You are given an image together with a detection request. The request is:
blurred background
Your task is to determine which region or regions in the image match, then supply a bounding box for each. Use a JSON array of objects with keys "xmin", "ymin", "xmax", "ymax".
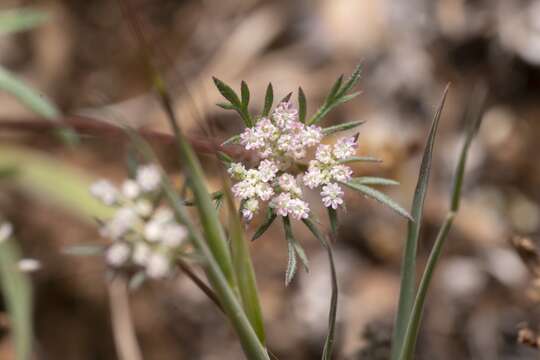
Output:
[{"xmin": 1, "ymin": 0, "xmax": 540, "ymax": 359}]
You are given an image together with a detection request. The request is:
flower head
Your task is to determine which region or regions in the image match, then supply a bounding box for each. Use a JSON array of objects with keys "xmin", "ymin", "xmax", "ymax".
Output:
[{"xmin": 321, "ymin": 183, "xmax": 344, "ymax": 209}]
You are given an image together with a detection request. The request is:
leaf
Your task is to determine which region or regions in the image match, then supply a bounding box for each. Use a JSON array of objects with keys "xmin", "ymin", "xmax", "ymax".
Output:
[
  {"xmin": 342, "ymin": 182, "xmax": 412, "ymax": 221},
  {"xmin": 397, "ymin": 85, "xmax": 485, "ymax": 360},
  {"xmin": 285, "ymin": 239, "xmax": 297, "ymax": 287},
  {"xmin": 338, "ymin": 64, "xmax": 362, "ymax": 97},
  {"xmin": 0, "ymin": 8, "xmax": 48, "ymax": 35},
  {"xmin": 390, "ymin": 85, "xmax": 449, "ymax": 360},
  {"xmin": 221, "ymin": 134, "xmax": 241, "ymax": 146},
  {"xmin": 0, "ymin": 237, "xmax": 33, "ymax": 360},
  {"xmin": 217, "ymin": 102, "xmax": 236, "ymax": 110},
  {"xmin": 281, "ymin": 92, "xmax": 293, "ymax": 104},
  {"xmin": 62, "ymin": 244, "xmax": 106, "ymax": 256},
  {"xmin": 349, "ymin": 177, "xmax": 399, "ymax": 186},
  {"xmin": 252, "ymin": 208, "xmax": 277, "ymax": 241},
  {"xmin": 302, "ymin": 218, "xmax": 338, "ymax": 360},
  {"xmin": 225, "ymin": 184, "xmax": 266, "ymax": 344},
  {"xmin": 327, "ymin": 75, "xmax": 343, "ymax": 101},
  {"xmin": 262, "ymin": 83, "xmax": 273, "ymax": 117},
  {"xmin": 241, "ymin": 81, "xmax": 250, "ymax": 109},
  {"xmin": 217, "ymin": 151, "xmax": 233, "ymax": 165},
  {"xmin": 213, "ymin": 77, "xmax": 241, "ymax": 107},
  {"xmin": 338, "ymin": 156, "xmax": 381, "ymax": 164},
  {"xmin": 298, "ymin": 87, "xmax": 307, "ymax": 123},
  {"xmin": 322, "ymin": 120, "xmax": 365, "ymax": 136},
  {"xmin": 327, "ymin": 207, "xmax": 338, "ymax": 238}
]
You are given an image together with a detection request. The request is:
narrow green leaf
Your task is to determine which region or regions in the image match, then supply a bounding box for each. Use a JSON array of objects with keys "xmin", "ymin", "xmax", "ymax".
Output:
[
  {"xmin": 221, "ymin": 134, "xmax": 241, "ymax": 146},
  {"xmin": 321, "ymin": 120, "xmax": 365, "ymax": 136},
  {"xmin": 298, "ymin": 87, "xmax": 307, "ymax": 123},
  {"xmin": 390, "ymin": 85, "xmax": 449, "ymax": 360},
  {"xmin": 217, "ymin": 102, "xmax": 237, "ymax": 110},
  {"xmin": 335, "ymin": 91, "xmax": 360, "ymax": 105},
  {"xmin": 342, "ymin": 182, "xmax": 412, "ymax": 221},
  {"xmin": 338, "ymin": 64, "xmax": 362, "ymax": 97},
  {"xmin": 241, "ymin": 81, "xmax": 250, "ymax": 109},
  {"xmin": 327, "ymin": 75, "xmax": 343, "ymax": 101},
  {"xmin": 338, "ymin": 156, "xmax": 381, "ymax": 164},
  {"xmin": 327, "ymin": 207, "xmax": 338, "ymax": 238},
  {"xmin": 0, "ymin": 8, "xmax": 48, "ymax": 35},
  {"xmin": 213, "ymin": 77, "xmax": 241, "ymax": 107},
  {"xmin": 0, "ymin": 237, "xmax": 33, "ymax": 360},
  {"xmin": 349, "ymin": 177, "xmax": 399, "ymax": 186},
  {"xmin": 225, "ymin": 185, "xmax": 266, "ymax": 343},
  {"xmin": 398, "ymin": 86, "xmax": 484, "ymax": 360},
  {"xmin": 252, "ymin": 208, "xmax": 277, "ymax": 241},
  {"xmin": 62, "ymin": 244, "xmax": 105, "ymax": 256},
  {"xmin": 302, "ymin": 218, "xmax": 338, "ymax": 360},
  {"xmin": 262, "ymin": 83, "xmax": 273, "ymax": 117},
  {"xmin": 218, "ymin": 151, "xmax": 233, "ymax": 165},
  {"xmin": 283, "ymin": 217, "xmax": 300, "ymax": 286}
]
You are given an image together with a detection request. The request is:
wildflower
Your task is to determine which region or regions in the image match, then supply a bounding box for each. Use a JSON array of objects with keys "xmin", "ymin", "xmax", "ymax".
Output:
[
  {"xmin": 321, "ymin": 183, "xmax": 344, "ymax": 209},
  {"xmin": 161, "ymin": 223, "xmax": 188, "ymax": 247},
  {"xmin": 133, "ymin": 243, "xmax": 151, "ymax": 265},
  {"xmin": 242, "ymin": 198, "xmax": 260, "ymax": 221},
  {"xmin": 136, "ymin": 164, "xmax": 161, "ymax": 192},
  {"xmin": 257, "ymin": 159, "xmax": 278, "ymax": 182},
  {"xmin": 228, "ymin": 162, "xmax": 247, "ymax": 180},
  {"xmin": 329, "ymin": 164, "xmax": 353, "ymax": 183},
  {"xmin": 18, "ymin": 258, "xmax": 41, "ymax": 272},
  {"xmin": 333, "ymin": 136, "xmax": 357, "ymax": 160},
  {"xmin": 0, "ymin": 222, "xmax": 13, "ymax": 243},
  {"xmin": 270, "ymin": 192, "xmax": 292, "ymax": 217},
  {"xmin": 146, "ymin": 252, "xmax": 171, "ymax": 278},
  {"xmin": 288, "ymin": 198, "xmax": 310, "ymax": 220},
  {"xmin": 90, "ymin": 180, "xmax": 118, "ymax": 205},
  {"xmin": 121, "ymin": 179, "xmax": 140, "ymax": 199},
  {"xmin": 106, "ymin": 242, "xmax": 131, "ymax": 266}
]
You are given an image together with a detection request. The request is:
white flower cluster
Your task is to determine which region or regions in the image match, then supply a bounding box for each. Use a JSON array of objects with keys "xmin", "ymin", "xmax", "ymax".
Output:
[
  {"xmin": 229, "ymin": 101, "xmax": 358, "ymax": 220},
  {"xmin": 90, "ymin": 164, "xmax": 188, "ymax": 278}
]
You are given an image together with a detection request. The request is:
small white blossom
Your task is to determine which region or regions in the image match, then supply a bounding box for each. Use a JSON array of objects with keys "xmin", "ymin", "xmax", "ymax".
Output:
[
  {"xmin": 256, "ymin": 118, "xmax": 279, "ymax": 140},
  {"xmin": 257, "ymin": 160, "xmax": 278, "ymax": 182},
  {"xmin": 315, "ymin": 144, "xmax": 334, "ymax": 164},
  {"xmin": 90, "ymin": 180, "xmax": 118, "ymax": 205},
  {"xmin": 134, "ymin": 199, "xmax": 153, "ymax": 217},
  {"xmin": 303, "ymin": 166, "xmax": 323, "ymax": 189},
  {"xmin": 106, "ymin": 242, "xmax": 131, "ymax": 266},
  {"xmin": 121, "ymin": 179, "xmax": 140, "ymax": 199},
  {"xmin": 161, "ymin": 223, "xmax": 188, "ymax": 247},
  {"xmin": 270, "ymin": 192, "xmax": 292, "ymax": 217},
  {"xmin": 242, "ymin": 198, "xmax": 260, "ymax": 221},
  {"xmin": 333, "ymin": 136, "xmax": 357, "ymax": 160},
  {"xmin": 228, "ymin": 162, "xmax": 247, "ymax": 180},
  {"xmin": 240, "ymin": 127, "xmax": 264, "ymax": 150},
  {"xmin": 144, "ymin": 219, "xmax": 164, "ymax": 242},
  {"xmin": 153, "ymin": 208, "xmax": 174, "ymax": 223},
  {"xmin": 146, "ymin": 253, "xmax": 170, "ymax": 278},
  {"xmin": 330, "ymin": 164, "xmax": 353, "ymax": 182},
  {"xmin": 0, "ymin": 222, "xmax": 13, "ymax": 243},
  {"xmin": 321, "ymin": 183, "xmax": 344, "ymax": 209},
  {"xmin": 302, "ymin": 126, "xmax": 323, "ymax": 147},
  {"xmin": 232, "ymin": 180, "xmax": 256, "ymax": 200},
  {"xmin": 103, "ymin": 207, "xmax": 138, "ymax": 240},
  {"xmin": 18, "ymin": 258, "xmax": 41, "ymax": 272},
  {"xmin": 288, "ymin": 198, "xmax": 310, "ymax": 220},
  {"xmin": 136, "ymin": 164, "xmax": 161, "ymax": 192},
  {"xmin": 255, "ymin": 182, "xmax": 274, "ymax": 201},
  {"xmin": 133, "ymin": 243, "xmax": 151, "ymax": 265}
]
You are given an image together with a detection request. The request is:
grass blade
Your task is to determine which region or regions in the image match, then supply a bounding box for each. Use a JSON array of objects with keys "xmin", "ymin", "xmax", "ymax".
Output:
[
  {"xmin": 224, "ymin": 183, "xmax": 266, "ymax": 344},
  {"xmin": 390, "ymin": 85, "xmax": 449, "ymax": 360},
  {"xmin": 397, "ymin": 87, "xmax": 484, "ymax": 360},
  {"xmin": 302, "ymin": 218, "xmax": 338, "ymax": 360},
  {"xmin": 0, "ymin": 237, "xmax": 33, "ymax": 360},
  {"xmin": 342, "ymin": 182, "xmax": 412, "ymax": 220}
]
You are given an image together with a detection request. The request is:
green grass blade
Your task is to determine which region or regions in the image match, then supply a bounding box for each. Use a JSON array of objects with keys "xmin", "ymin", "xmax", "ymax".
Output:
[
  {"xmin": 302, "ymin": 218, "xmax": 338, "ymax": 360},
  {"xmin": 321, "ymin": 120, "xmax": 365, "ymax": 136},
  {"xmin": 390, "ymin": 86, "xmax": 449, "ymax": 360},
  {"xmin": 0, "ymin": 237, "xmax": 33, "ymax": 360},
  {"xmin": 397, "ymin": 87, "xmax": 484, "ymax": 360},
  {"xmin": 349, "ymin": 177, "xmax": 399, "ymax": 186},
  {"xmin": 0, "ymin": 8, "xmax": 48, "ymax": 35},
  {"xmin": 224, "ymin": 185, "xmax": 266, "ymax": 344},
  {"xmin": 342, "ymin": 182, "xmax": 412, "ymax": 220}
]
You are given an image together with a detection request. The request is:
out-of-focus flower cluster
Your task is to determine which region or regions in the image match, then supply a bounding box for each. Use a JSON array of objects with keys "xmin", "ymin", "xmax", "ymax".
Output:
[
  {"xmin": 90, "ymin": 164, "xmax": 188, "ymax": 278},
  {"xmin": 229, "ymin": 101, "xmax": 358, "ymax": 221}
]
